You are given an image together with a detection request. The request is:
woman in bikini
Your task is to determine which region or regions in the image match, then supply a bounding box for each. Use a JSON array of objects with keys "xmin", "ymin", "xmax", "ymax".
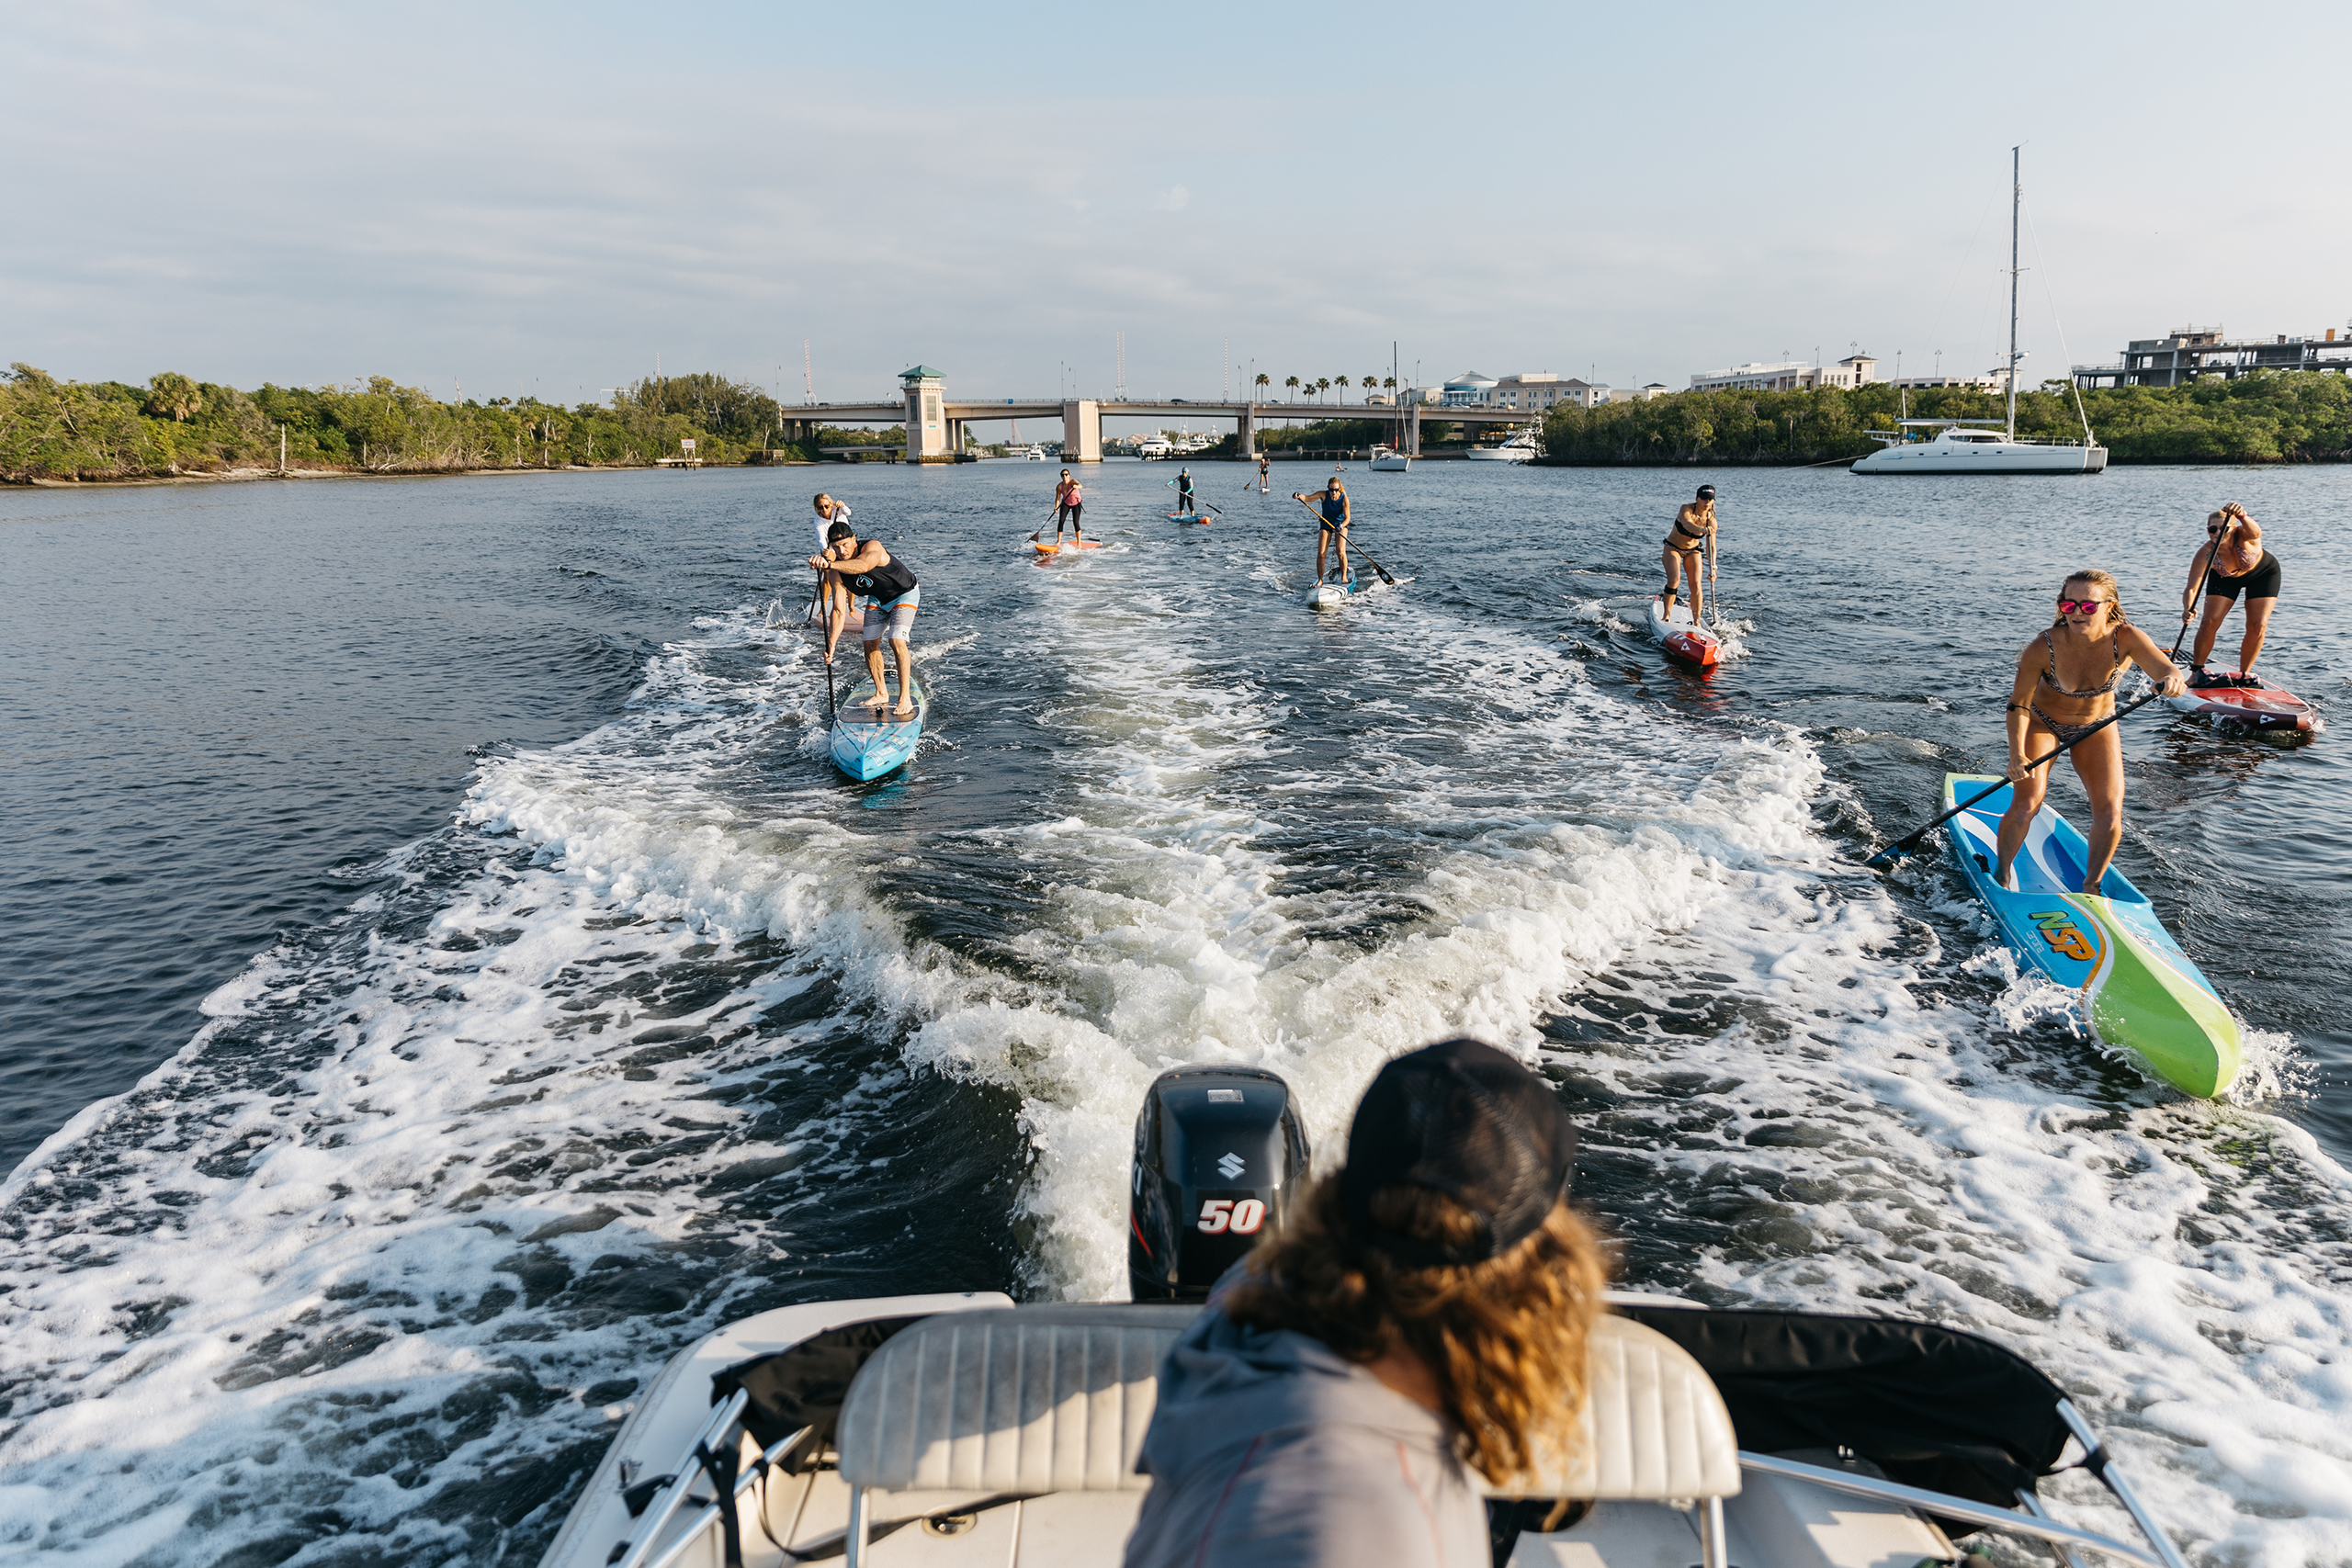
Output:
[
  {"xmin": 2180, "ymin": 501, "xmax": 2279, "ymax": 678},
  {"xmin": 1995, "ymin": 570, "xmax": 2188, "ymax": 894},
  {"xmin": 1661, "ymin": 484, "xmax": 1716, "ymax": 626}
]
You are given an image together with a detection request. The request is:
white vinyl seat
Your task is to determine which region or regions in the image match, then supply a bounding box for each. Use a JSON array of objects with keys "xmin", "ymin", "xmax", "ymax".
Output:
[
  {"xmin": 832, "ymin": 1305, "xmax": 1739, "ymax": 1566},
  {"xmin": 1481, "ymin": 1315, "xmax": 1742, "ymax": 1502},
  {"xmin": 837, "ymin": 1304, "xmax": 1195, "ymax": 1495}
]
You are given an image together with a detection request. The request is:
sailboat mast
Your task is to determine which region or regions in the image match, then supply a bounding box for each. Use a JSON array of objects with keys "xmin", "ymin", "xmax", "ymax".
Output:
[{"xmin": 2007, "ymin": 145, "xmax": 2020, "ymax": 442}]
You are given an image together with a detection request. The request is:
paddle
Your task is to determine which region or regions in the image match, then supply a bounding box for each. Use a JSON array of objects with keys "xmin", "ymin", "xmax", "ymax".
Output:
[
  {"xmin": 2168, "ymin": 509, "xmax": 2235, "ymax": 670},
  {"xmin": 1291, "ymin": 493, "xmax": 1396, "ymax": 586},
  {"xmin": 1866, "ymin": 686, "xmax": 2166, "ymax": 867}
]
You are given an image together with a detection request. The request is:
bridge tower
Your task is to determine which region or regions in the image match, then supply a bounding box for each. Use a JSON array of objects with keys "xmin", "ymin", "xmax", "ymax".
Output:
[{"xmin": 901, "ymin": 366, "xmax": 952, "ymax": 462}]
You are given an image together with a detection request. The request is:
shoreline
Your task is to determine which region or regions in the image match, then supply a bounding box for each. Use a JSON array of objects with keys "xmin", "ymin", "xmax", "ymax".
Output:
[{"xmin": 4, "ymin": 460, "xmax": 821, "ymax": 491}]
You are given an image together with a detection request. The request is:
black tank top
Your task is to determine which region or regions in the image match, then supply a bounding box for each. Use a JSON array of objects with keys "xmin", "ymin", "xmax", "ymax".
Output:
[{"xmin": 847, "ymin": 551, "xmax": 917, "ymax": 600}]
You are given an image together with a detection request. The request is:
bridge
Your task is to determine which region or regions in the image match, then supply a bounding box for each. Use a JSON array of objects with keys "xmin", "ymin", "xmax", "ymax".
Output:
[{"xmin": 775, "ymin": 367, "xmax": 1541, "ymax": 462}]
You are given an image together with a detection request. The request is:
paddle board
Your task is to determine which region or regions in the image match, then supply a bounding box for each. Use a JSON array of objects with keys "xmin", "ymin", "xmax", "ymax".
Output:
[
  {"xmin": 829, "ymin": 677, "xmax": 925, "ymax": 782},
  {"xmin": 1648, "ymin": 595, "xmax": 1722, "ymax": 667},
  {"xmin": 1030, "ymin": 539, "xmax": 1104, "ymax": 558},
  {"xmin": 1939, "ymin": 773, "xmax": 2241, "ymax": 1099},
  {"xmin": 2165, "ymin": 665, "xmax": 2323, "ymax": 734},
  {"xmin": 1164, "ymin": 511, "xmax": 1209, "ymax": 525},
  {"xmin": 1306, "ymin": 573, "xmax": 1409, "ymax": 610}
]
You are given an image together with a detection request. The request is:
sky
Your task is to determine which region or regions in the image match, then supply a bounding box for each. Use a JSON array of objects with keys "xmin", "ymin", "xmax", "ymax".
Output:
[{"xmin": 9, "ymin": 1, "xmax": 2350, "ymax": 422}]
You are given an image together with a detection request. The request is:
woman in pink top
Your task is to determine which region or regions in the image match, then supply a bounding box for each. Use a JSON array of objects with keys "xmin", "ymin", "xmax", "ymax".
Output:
[{"xmin": 1053, "ymin": 469, "xmax": 1085, "ymax": 544}]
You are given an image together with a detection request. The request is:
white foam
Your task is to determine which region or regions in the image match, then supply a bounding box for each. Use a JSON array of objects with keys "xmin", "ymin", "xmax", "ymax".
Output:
[{"xmin": 4, "ymin": 573, "xmax": 2346, "ymax": 1565}]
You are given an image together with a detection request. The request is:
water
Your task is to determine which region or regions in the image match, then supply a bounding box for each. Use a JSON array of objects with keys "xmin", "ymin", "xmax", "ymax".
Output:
[{"xmin": 2, "ymin": 461, "xmax": 2347, "ymax": 1566}]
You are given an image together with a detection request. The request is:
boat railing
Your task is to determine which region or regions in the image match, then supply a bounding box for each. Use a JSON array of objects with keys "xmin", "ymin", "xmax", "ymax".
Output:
[{"xmin": 1738, "ymin": 1399, "xmax": 2190, "ymax": 1568}]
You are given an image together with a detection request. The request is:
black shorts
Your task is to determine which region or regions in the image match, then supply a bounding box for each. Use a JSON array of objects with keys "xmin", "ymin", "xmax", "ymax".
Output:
[
  {"xmin": 1057, "ymin": 502, "xmax": 1081, "ymax": 524},
  {"xmin": 2207, "ymin": 550, "xmax": 2280, "ymax": 604}
]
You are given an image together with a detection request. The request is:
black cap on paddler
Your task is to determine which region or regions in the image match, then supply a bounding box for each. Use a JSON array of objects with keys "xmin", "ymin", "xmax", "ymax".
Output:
[
  {"xmin": 1338, "ymin": 1038, "xmax": 1577, "ymax": 1269},
  {"xmin": 1696, "ymin": 484, "xmax": 1716, "ymax": 501}
]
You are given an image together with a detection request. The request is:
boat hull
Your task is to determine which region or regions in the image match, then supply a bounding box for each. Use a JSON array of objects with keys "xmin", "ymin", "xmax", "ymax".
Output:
[
  {"xmin": 1852, "ymin": 442, "xmax": 2108, "ymax": 474},
  {"xmin": 1648, "ymin": 595, "xmax": 1721, "ymax": 667},
  {"xmin": 1939, "ymin": 773, "xmax": 2240, "ymax": 1099},
  {"xmin": 829, "ymin": 679, "xmax": 925, "ymax": 781}
]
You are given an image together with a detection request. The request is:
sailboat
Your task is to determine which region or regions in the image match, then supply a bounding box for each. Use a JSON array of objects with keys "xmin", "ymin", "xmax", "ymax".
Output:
[{"xmin": 1852, "ymin": 149, "xmax": 2107, "ymax": 476}]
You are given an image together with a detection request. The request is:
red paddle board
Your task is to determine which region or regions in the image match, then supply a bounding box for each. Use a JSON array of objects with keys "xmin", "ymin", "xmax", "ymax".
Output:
[
  {"xmin": 1649, "ymin": 595, "xmax": 1721, "ymax": 668},
  {"xmin": 2166, "ymin": 667, "xmax": 2324, "ymax": 734}
]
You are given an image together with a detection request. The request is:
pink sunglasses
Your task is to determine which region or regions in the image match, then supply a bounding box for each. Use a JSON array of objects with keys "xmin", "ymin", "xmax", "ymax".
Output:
[{"xmin": 2056, "ymin": 598, "xmax": 2109, "ymax": 615}]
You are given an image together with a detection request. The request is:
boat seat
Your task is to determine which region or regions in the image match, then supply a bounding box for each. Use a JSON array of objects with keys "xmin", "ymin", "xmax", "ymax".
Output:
[
  {"xmin": 1480, "ymin": 1315, "xmax": 1742, "ymax": 1502},
  {"xmin": 834, "ymin": 1305, "xmax": 1738, "ymax": 1505},
  {"xmin": 837, "ymin": 1304, "xmax": 1194, "ymax": 1494}
]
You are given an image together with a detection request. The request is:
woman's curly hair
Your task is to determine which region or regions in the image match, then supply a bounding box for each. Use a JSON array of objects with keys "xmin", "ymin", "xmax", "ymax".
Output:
[{"xmin": 1219, "ymin": 1171, "xmax": 1608, "ymax": 1486}]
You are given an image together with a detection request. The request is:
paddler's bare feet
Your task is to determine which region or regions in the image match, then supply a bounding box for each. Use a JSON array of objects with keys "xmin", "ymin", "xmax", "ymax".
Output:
[
  {"xmin": 893, "ymin": 703, "xmax": 914, "ymax": 718},
  {"xmin": 1994, "ymin": 861, "xmax": 2019, "ymax": 893}
]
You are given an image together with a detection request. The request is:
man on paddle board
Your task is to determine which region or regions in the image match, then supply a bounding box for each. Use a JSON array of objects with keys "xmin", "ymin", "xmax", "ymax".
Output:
[
  {"xmin": 1174, "ymin": 466, "xmax": 1196, "ymax": 515},
  {"xmin": 1660, "ymin": 485, "xmax": 1717, "ymax": 627},
  {"xmin": 1294, "ymin": 477, "xmax": 1351, "ymax": 584},
  {"xmin": 1257, "ymin": 455, "xmax": 1271, "ymax": 493},
  {"xmin": 2180, "ymin": 502, "xmax": 2279, "ymax": 679},
  {"xmin": 1995, "ymin": 570, "xmax": 2187, "ymax": 895},
  {"xmin": 810, "ymin": 520, "xmax": 922, "ymax": 718},
  {"xmin": 1053, "ymin": 469, "xmax": 1085, "ymax": 544}
]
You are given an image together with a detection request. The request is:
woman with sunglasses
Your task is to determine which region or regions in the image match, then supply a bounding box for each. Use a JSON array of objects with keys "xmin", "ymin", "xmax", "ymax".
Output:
[
  {"xmin": 2180, "ymin": 502, "xmax": 2278, "ymax": 679},
  {"xmin": 1994, "ymin": 570, "xmax": 2187, "ymax": 894},
  {"xmin": 1661, "ymin": 484, "xmax": 1717, "ymax": 626}
]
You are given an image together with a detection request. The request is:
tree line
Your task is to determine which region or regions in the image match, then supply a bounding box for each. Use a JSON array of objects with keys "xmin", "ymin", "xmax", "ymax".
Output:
[
  {"xmin": 1538, "ymin": 372, "xmax": 2352, "ymax": 466},
  {"xmin": 0, "ymin": 366, "xmax": 901, "ymax": 481}
]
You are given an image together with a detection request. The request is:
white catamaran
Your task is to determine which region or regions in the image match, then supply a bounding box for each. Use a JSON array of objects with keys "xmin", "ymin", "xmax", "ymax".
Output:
[{"xmin": 1853, "ymin": 148, "xmax": 2108, "ymax": 476}]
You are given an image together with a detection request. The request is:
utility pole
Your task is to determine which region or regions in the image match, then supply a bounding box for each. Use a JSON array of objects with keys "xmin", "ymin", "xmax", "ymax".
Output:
[{"xmin": 278, "ymin": 423, "xmax": 286, "ymax": 475}]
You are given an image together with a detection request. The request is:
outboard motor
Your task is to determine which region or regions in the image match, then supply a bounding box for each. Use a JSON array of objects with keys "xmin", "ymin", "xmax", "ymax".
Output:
[{"xmin": 1129, "ymin": 1066, "xmax": 1311, "ymax": 1303}]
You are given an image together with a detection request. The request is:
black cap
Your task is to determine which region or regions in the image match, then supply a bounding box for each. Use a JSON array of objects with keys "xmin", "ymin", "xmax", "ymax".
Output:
[
  {"xmin": 1338, "ymin": 1038, "xmax": 1577, "ymax": 1269},
  {"xmin": 1696, "ymin": 484, "xmax": 1716, "ymax": 501}
]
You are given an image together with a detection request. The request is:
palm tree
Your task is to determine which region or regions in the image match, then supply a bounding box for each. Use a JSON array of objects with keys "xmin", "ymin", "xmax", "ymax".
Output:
[
  {"xmin": 145, "ymin": 371, "xmax": 202, "ymax": 423},
  {"xmin": 1255, "ymin": 372, "xmax": 1271, "ymax": 400},
  {"xmin": 1316, "ymin": 378, "xmax": 1331, "ymax": 402},
  {"xmin": 1364, "ymin": 374, "xmax": 1380, "ymax": 402},
  {"xmin": 1383, "ymin": 376, "xmax": 1396, "ymax": 397},
  {"xmin": 1284, "ymin": 376, "xmax": 1300, "ymax": 401}
]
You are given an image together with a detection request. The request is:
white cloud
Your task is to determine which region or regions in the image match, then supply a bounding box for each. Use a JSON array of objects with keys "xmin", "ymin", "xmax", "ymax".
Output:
[{"xmin": 1154, "ymin": 186, "xmax": 1190, "ymax": 212}]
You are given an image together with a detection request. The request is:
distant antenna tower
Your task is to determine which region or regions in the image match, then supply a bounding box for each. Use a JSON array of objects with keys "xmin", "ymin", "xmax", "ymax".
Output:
[
  {"xmin": 1223, "ymin": 338, "xmax": 1229, "ymax": 400},
  {"xmin": 803, "ymin": 340, "xmax": 814, "ymax": 403},
  {"xmin": 1115, "ymin": 333, "xmax": 1126, "ymax": 401}
]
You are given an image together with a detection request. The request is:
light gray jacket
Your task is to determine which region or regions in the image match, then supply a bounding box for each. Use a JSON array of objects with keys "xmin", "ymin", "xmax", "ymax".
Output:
[{"xmin": 1122, "ymin": 1303, "xmax": 1488, "ymax": 1568}]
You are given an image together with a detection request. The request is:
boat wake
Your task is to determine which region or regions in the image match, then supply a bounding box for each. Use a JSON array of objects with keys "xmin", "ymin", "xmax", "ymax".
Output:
[{"xmin": 1, "ymin": 556, "xmax": 2347, "ymax": 1565}]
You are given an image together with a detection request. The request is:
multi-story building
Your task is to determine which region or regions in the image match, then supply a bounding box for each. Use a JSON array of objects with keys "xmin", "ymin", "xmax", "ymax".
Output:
[
  {"xmin": 1689, "ymin": 354, "xmax": 1877, "ymax": 393},
  {"xmin": 1891, "ymin": 369, "xmax": 2008, "ymax": 393},
  {"xmin": 2073, "ymin": 326, "xmax": 2352, "ymax": 389}
]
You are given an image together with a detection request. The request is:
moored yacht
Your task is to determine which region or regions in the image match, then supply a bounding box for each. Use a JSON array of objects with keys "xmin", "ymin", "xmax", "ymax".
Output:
[
  {"xmin": 1368, "ymin": 443, "xmax": 1410, "ymax": 471},
  {"xmin": 1464, "ymin": 425, "xmax": 1540, "ymax": 463},
  {"xmin": 1852, "ymin": 419, "xmax": 2109, "ymax": 474},
  {"xmin": 1855, "ymin": 147, "xmax": 2107, "ymax": 477}
]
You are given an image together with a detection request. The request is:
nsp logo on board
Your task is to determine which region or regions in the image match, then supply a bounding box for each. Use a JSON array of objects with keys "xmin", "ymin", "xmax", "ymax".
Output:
[{"xmin": 1216, "ymin": 1151, "xmax": 1245, "ymax": 1179}]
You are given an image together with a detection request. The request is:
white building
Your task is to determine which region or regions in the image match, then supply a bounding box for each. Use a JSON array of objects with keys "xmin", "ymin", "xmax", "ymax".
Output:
[
  {"xmin": 1689, "ymin": 354, "xmax": 1878, "ymax": 392},
  {"xmin": 1890, "ymin": 369, "xmax": 2009, "ymax": 393},
  {"xmin": 1440, "ymin": 370, "xmax": 1499, "ymax": 406}
]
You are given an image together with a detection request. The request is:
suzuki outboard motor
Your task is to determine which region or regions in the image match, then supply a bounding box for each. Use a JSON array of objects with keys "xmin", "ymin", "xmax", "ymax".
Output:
[{"xmin": 1129, "ymin": 1066, "xmax": 1311, "ymax": 1303}]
